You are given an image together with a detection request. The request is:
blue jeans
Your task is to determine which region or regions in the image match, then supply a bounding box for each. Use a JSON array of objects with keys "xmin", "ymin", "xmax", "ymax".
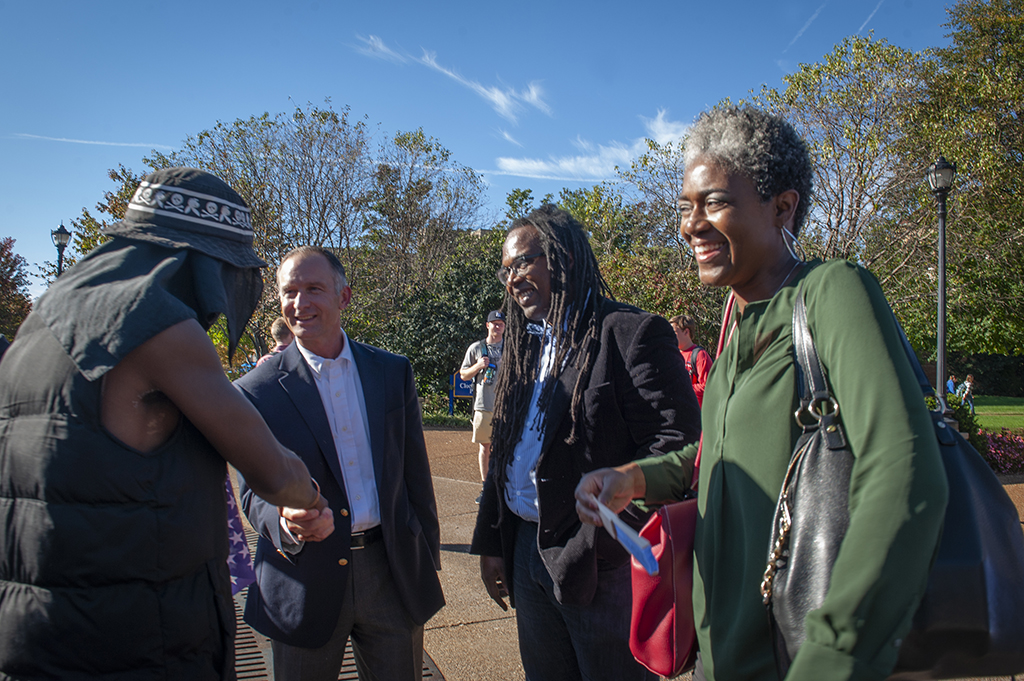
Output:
[{"xmin": 512, "ymin": 520, "xmax": 654, "ymax": 681}]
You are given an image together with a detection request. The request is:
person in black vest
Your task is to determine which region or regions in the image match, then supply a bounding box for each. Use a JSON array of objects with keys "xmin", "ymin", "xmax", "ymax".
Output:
[{"xmin": 0, "ymin": 168, "xmax": 328, "ymax": 680}]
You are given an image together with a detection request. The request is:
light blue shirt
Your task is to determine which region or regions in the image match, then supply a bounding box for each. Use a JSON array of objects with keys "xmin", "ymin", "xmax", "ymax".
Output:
[{"xmin": 504, "ymin": 322, "xmax": 558, "ymax": 523}]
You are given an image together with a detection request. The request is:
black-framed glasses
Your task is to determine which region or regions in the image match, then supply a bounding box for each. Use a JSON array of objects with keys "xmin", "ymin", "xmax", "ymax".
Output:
[{"xmin": 497, "ymin": 252, "xmax": 544, "ymax": 286}]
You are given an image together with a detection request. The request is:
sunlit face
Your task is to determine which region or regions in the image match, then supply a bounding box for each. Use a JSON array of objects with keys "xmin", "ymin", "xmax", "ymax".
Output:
[
  {"xmin": 678, "ymin": 156, "xmax": 785, "ymax": 300},
  {"xmin": 278, "ymin": 252, "xmax": 351, "ymax": 359},
  {"xmin": 486, "ymin": 319, "xmax": 506, "ymax": 339},
  {"xmin": 502, "ymin": 226, "xmax": 551, "ymax": 322}
]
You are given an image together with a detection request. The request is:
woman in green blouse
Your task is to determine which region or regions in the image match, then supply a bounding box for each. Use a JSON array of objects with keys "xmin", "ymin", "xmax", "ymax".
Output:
[{"xmin": 576, "ymin": 106, "xmax": 947, "ymax": 681}]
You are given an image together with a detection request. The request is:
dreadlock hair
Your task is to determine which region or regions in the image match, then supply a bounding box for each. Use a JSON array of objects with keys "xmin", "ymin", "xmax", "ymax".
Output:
[{"xmin": 490, "ymin": 204, "xmax": 612, "ymax": 492}]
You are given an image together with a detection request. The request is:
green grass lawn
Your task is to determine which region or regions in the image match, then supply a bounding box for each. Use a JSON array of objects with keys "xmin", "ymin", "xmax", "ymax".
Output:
[
  {"xmin": 972, "ymin": 395, "xmax": 1024, "ymax": 432},
  {"xmin": 423, "ymin": 394, "xmax": 1024, "ymax": 432}
]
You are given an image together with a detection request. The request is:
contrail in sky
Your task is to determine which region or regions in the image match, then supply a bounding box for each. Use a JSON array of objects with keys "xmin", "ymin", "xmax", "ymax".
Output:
[
  {"xmin": 15, "ymin": 133, "xmax": 173, "ymax": 149},
  {"xmin": 785, "ymin": 3, "xmax": 828, "ymax": 53},
  {"xmin": 858, "ymin": 0, "xmax": 886, "ymax": 33}
]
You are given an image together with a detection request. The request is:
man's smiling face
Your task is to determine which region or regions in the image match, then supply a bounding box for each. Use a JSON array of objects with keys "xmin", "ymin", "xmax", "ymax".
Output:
[
  {"xmin": 278, "ymin": 252, "xmax": 350, "ymax": 358},
  {"xmin": 502, "ymin": 226, "xmax": 551, "ymax": 322}
]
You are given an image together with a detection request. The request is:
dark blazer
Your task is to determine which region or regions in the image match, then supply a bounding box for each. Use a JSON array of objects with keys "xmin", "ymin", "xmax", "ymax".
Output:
[
  {"xmin": 236, "ymin": 339, "xmax": 444, "ymax": 648},
  {"xmin": 470, "ymin": 299, "xmax": 701, "ymax": 606}
]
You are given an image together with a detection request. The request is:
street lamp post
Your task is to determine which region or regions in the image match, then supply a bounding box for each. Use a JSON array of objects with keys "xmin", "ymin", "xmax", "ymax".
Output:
[
  {"xmin": 926, "ymin": 156, "xmax": 956, "ymax": 412},
  {"xmin": 51, "ymin": 223, "xmax": 72, "ymax": 276}
]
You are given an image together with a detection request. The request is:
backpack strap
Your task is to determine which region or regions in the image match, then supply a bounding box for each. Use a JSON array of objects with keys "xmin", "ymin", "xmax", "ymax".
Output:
[{"xmin": 685, "ymin": 346, "xmax": 705, "ymax": 375}]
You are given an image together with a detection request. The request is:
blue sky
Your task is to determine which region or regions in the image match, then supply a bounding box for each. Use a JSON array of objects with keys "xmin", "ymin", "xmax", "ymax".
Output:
[{"xmin": 2, "ymin": 0, "xmax": 953, "ymax": 296}]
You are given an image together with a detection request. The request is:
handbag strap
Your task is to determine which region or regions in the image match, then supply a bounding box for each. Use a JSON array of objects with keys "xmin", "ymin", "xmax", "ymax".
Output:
[
  {"xmin": 890, "ymin": 312, "xmax": 955, "ymax": 443},
  {"xmin": 791, "ymin": 283, "xmax": 847, "ymax": 450},
  {"xmin": 792, "ymin": 288, "xmax": 830, "ymax": 410}
]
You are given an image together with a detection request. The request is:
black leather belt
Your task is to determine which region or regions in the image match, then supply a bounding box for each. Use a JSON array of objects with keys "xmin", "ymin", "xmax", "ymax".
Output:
[{"xmin": 350, "ymin": 525, "xmax": 382, "ymax": 550}]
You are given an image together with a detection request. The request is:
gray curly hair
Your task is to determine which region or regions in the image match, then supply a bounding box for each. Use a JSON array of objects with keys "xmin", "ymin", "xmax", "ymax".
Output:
[{"xmin": 683, "ymin": 106, "xmax": 813, "ymax": 235}]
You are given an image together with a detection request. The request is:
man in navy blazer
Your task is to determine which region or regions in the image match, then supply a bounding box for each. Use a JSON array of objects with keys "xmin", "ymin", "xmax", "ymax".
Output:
[{"xmin": 237, "ymin": 246, "xmax": 444, "ymax": 681}]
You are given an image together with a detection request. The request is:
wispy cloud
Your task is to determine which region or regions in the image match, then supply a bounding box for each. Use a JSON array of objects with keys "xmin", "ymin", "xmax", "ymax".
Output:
[
  {"xmin": 354, "ymin": 34, "xmax": 407, "ymax": 63},
  {"xmin": 490, "ymin": 109, "xmax": 688, "ymax": 181},
  {"xmin": 352, "ymin": 35, "xmax": 550, "ymax": 123},
  {"xmin": 641, "ymin": 109, "xmax": 689, "ymax": 145},
  {"xmin": 417, "ymin": 50, "xmax": 549, "ymax": 123},
  {"xmin": 492, "ymin": 146, "xmax": 630, "ymax": 182},
  {"xmin": 15, "ymin": 133, "xmax": 174, "ymax": 149},
  {"xmin": 499, "ymin": 130, "xmax": 523, "ymax": 147},
  {"xmin": 784, "ymin": 3, "xmax": 827, "ymax": 53},
  {"xmin": 858, "ymin": 0, "xmax": 886, "ymax": 33}
]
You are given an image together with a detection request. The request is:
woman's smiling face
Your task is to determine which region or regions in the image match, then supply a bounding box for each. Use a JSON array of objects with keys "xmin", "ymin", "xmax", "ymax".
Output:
[{"xmin": 679, "ymin": 156, "xmax": 790, "ymax": 303}]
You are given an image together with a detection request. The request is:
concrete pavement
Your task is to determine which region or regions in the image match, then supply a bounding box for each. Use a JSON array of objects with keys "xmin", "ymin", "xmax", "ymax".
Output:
[
  {"xmin": 420, "ymin": 429, "xmax": 1024, "ymax": 681},
  {"xmin": 233, "ymin": 429, "xmax": 1024, "ymax": 681},
  {"xmin": 422, "ymin": 428, "xmax": 525, "ymax": 681}
]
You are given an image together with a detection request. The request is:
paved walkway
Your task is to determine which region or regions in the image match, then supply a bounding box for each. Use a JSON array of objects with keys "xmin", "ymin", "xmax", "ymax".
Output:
[
  {"xmin": 235, "ymin": 429, "xmax": 1024, "ymax": 681},
  {"xmin": 422, "ymin": 428, "xmax": 524, "ymax": 681},
  {"xmin": 420, "ymin": 428, "xmax": 1024, "ymax": 681}
]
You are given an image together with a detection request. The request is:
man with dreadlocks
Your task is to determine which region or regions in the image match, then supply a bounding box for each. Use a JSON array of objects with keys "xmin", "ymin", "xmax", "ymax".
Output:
[{"xmin": 470, "ymin": 205, "xmax": 701, "ymax": 680}]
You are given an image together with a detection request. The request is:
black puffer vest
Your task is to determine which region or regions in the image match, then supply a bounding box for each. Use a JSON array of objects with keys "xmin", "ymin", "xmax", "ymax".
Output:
[{"xmin": 0, "ymin": 313, "xmax": 234, "ymax": 680}]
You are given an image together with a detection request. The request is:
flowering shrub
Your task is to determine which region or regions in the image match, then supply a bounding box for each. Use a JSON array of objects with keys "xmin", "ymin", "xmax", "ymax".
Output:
[{"xmin": 982, "ymin": 429, "xmax": 1024, "ymax": 475}]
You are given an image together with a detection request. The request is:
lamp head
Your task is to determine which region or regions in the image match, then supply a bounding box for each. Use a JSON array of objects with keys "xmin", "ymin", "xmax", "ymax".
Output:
[
  {"xmin": 51, "ymin": 223, "xmax": 72, "ymax": 248},
  {"xmin": 926, "ymin": 156, "xmax": 957, "ymax": 194}
]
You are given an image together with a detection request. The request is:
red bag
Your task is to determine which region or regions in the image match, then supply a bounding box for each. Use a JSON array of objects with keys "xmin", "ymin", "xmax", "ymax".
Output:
[
  {"xmin": 629, "ymin": 292, "xmax": 727, "ymax": 676},
  {"xmin": 629, "ymin": 498, "xmax": 699, "ymax": 677}
]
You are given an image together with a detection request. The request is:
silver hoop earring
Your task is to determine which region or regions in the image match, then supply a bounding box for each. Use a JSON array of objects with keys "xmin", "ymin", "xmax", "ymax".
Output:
[{"xmin": 781, "ymin": 225, "xmax": 805, "ymax": 262}]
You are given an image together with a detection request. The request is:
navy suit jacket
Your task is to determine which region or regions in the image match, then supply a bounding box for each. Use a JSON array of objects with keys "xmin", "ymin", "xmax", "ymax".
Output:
[{"xmin": 236, "ymin": 339, "xmax": 444, "ymax": 648}]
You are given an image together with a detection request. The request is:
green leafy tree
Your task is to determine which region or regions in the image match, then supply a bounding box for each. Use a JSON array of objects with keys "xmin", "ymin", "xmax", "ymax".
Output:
[
  {"xmin": 598, "ymin": 247, "xmax": 725, "ymax": 344},
  {"xmin": 0, "ymin": 237, "xmax": 32, "ymax": 338},
  {"xmin": 558, "ymin": 182, "xmax": 724, "ymax": 340},
  {"xmin": 756, "ymin": 35, "xmax": 926, "ymax": 262},
  {"xmin": 900, "ymin": 0, "xmax": 1024, "ymax": 356},
  {"xmin": 146, "ymin": 100, "xmax": 378, "ymax": 355},
  {"xmin": 504, "ymin": 188, "xmax": 537, "ymax": 223},
  {"xmin": 490, "ymin": 187, "xmax": 553, "ymax": 234},
  {"xmin": 356, "ymin": 128, "xmax": 486, "ymax": 339},
  {"xmin": 558, "ymin": 184, "xmax": 634, "ymax": 257},
  {"xmin": 616, "ymin": 138, "xmax": 690, "ymax": 264},
  {"xmin": 369, "ymin": 229, "xmax": 506, "ymax": 396},
  {"xmin": 65, "ymin": 104, "xmax": 489, "ymax": 385}
]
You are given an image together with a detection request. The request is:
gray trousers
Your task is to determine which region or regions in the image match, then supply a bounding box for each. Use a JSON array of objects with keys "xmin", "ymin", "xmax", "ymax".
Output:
[{"xmin": 270, "ymin": 540, "xmax": 424, "ymax": 681}]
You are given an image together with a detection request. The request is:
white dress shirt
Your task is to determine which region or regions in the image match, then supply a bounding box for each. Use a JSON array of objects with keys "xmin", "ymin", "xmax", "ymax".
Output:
[{"xmin": 296, "ymin": 330, "xmax": 381, "ymax": 532}]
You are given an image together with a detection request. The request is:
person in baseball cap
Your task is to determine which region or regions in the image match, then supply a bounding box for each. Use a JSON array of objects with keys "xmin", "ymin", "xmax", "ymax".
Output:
[
  {"xmin": 460, "ymin": 309, "xmax": 506, "ymax": 501},
  {"xmin": 0, "ymin": 167, "xmax": 330, "ymax": 680}
]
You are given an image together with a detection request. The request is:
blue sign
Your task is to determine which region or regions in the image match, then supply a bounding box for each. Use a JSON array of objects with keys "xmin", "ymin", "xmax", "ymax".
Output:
[
  {"xmin": 453, "ymin": 373, "xmax": 474, "ymax": 398},
  {"xmin": 448, "ymin": 372, "xmax": 476, "ymax": 415}
]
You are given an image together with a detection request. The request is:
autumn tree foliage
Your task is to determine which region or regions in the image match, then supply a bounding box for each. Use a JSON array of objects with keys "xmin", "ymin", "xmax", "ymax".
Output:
[
  {"xmin": 0, "ymin": 237, "xmax": 32, "ymax": 339},
  {"xmin": 68, "ymin": 2, "xmax": 1024, "ymax": 392}
]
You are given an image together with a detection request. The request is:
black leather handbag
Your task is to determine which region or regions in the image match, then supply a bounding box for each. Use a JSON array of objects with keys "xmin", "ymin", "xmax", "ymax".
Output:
[
  {"xmin": 762, "ymin": 284, "xmax": 1024, "ymax": 680},
  {"xmin": 760, "ymin": 287, "xmax": 855, "ymax": 676}
]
